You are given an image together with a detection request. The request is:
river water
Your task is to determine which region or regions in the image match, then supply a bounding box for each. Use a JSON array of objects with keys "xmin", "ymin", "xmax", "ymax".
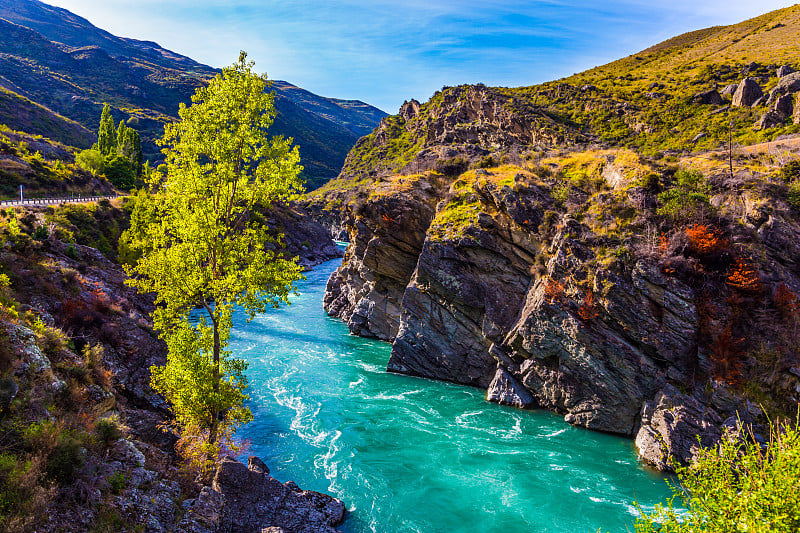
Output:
[{"xmin": 231, "ymin": 257, "xmax": 673, "ymax": 533}]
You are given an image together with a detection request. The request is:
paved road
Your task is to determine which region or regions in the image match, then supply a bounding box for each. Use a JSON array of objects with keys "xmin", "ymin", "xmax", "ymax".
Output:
[{"xmin": 0, "ymin": 195, "xmax": 119, "ymax": 208}]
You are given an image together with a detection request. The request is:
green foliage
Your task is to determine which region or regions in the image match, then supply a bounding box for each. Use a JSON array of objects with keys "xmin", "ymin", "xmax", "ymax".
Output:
[
  {"xmin": 45, "ymin": 431, "xmax": 83, "ymax": 484},
  {"xmin": 788, "ymin": 181, "xmax": 800, "ymax": 211},
  {"xmin": 636, "ymin": 419, "xmax": 800, "ymax": 533},
  {"xmin": 123, "ymin": 52, "xmax": 304, "ymax": 460},
  {"xmin": 102, "ymin": 156, "xmax": 137, "ymax": 190},
  {"xmin": 780, "ymin": 160, "xmax": 800, "ymax": 183},
  {"xmin": 107, "ymin": 471, "xmax": 126, "ymax": 495},
  {"xmin": 75, "ymin": 148, "xmax": 104, "ymax": 174},
  {"xmin": 657, "ymin": 170, "xmax": 712, "ymax": 222},
  {"xmin": 96, "ymin": 103, "xmax": 116, "ymax": 157}
]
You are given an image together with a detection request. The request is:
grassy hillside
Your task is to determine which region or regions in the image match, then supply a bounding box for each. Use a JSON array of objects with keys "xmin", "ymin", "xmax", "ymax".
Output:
[
  {"xmin": 0, "ymin": 87, "xmax": 94, "ymax": 148},
  {"xmin": 334, "ymin": 5, "xmax": 800, "ymax": 184}
]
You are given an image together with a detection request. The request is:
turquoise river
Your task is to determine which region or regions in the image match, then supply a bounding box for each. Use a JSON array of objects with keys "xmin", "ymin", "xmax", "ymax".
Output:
[{"xmin": 230, "ymin": 256, "xmax": 675, "ymax": 532}]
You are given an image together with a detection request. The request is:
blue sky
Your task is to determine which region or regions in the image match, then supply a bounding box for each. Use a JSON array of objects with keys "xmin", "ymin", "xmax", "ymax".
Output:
[{"xmin": 45, "ymin": 0, "xmax": 794, "ymax": 112}]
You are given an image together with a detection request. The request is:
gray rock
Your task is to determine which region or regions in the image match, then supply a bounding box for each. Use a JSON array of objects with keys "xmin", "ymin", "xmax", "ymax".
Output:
[
  {"xmin": 732, "ymin": 78, "xmax": 763, "ymax": 107},
  {"xmin": 212, "ymin": 457, "xmax": 345, "ymax": 533},
  {"xmin": 767, "ymin": 71, "xmax": 800, "ymax": 105},
  {"xmin": 720, "ymin": 83, "xmax": 739, "ymax": 97},
  {"xmin": 777, "ymin": 65, "xmax": 795, "ymax": 78},
  {"xmin": 109, "ymin": 439, "xmax": 146, "ymax": 468},
  {"xmin": 755, "ymin": 110, "xmax": 786, "ymax": 130},
  {"xmin": 635, "ymin": 385, "xmax": 722, "ymax": 471},
  {"xmin": 693, "ymin": 89, "xmax": 723, "ymax": 105},
  {"xmin": 775, "ymin": 93, "xmax": 794, "ymax": 117},
  {"xmin": 486, "ymin": 364, "xmax": 535, "ymax": 408}
]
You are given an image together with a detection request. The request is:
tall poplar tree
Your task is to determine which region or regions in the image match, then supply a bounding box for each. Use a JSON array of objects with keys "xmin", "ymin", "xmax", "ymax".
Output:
[
  {"xmin": 123, "ymin": 52, "xmax": 304, "ymax": 464},
  {"xmin": 96, "ymin": 103, "xmax": 116, "ymax": 156}
]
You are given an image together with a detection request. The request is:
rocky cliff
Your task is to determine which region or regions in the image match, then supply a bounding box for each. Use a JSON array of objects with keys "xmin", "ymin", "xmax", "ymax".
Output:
[
  {"xmin": 307, "ymin": 6, "xmax": 800, "ymax": 470},
  {"xmin": 314, "ymin": 147, "xmax": 800, "ymax": 470}
]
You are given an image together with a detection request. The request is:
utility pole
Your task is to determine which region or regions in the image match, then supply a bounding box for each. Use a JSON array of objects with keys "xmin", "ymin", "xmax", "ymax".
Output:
[{"xmin": 729, "ymin": 119, "xmax": 734, "ymax": 179}]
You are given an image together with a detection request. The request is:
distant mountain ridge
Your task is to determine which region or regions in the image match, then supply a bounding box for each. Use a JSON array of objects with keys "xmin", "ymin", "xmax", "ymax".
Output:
[{"xmin": 0, "ymin": 0, "xmax": 387, "ymax": 188}]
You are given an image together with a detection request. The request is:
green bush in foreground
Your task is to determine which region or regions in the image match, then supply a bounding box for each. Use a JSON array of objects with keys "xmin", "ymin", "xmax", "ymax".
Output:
[{"xmin": 636, "ymin": 419, "xmax": 800, "ymax": 533}]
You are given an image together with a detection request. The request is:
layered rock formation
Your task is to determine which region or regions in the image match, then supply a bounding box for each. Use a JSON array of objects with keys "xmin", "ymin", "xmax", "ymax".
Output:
[{"xmin": 318, "ymin": 158, "xmax": 800, "ymax": 471}]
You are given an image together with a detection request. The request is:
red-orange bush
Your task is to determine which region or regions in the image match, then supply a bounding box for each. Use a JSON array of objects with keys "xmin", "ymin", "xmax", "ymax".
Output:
[
  {"xmin": 726, "ymin": 257, "xmax": 761, "ymax": 293},
  {"xmin": 686, "ymin": 224, "xmax": 729, "ymax": 256},
  {"xmin": 543, "ymin": 277, "xmax": 565, "ymax": 304},
  {"xmin": 774, "ymin": 283, "xmax": 799, "ymax": 319},
  {"xmin": 710, "ymin": 326, "xmax": 744, "ymax": 386},
  {"xmin": 578, "ymin": 289, "xmax": 599, "ymax": 321}
]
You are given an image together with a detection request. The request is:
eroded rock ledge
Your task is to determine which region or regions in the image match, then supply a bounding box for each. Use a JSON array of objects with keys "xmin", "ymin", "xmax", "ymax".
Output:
[
  {"xmin": 316, "ymin": 161, "xmax": 800, "ymax": 471},
  {"xmin": 180, "ymin": 457, "xmax": 345, "ymax": 533}
]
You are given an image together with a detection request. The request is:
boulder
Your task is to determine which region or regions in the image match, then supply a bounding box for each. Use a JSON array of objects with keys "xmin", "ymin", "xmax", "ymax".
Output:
[
  {"xmin": 767, "ymin": 71, "xmax": 800, "ymax": 105},
  {"xmin": 777, "ymin": 65, "xmax": 796, "ymax": 78},
  {"xmin": 774, "ymin": 94, "xmax": 794, "ymax": 117},
  {"xmin": 635, "ymin": 384, "xmax": 723, "ymax": 471},
  {"xmin": 755, "ymin": 110, "xmax": 785, "ymax": 130},
  {"xmin": 693, "ymin": 89, "xmax": 723, "ymax": 105},
  {"xmin": 720, "ymin": 83, "xmax": 739, "ymax": 97},
  {"xmin": 732, "ymin": 78, "xmax": 763, "ymax": 107},
  {"xmin": 486, "ymin": 364, "xmax": 535, "ymax": 408}
]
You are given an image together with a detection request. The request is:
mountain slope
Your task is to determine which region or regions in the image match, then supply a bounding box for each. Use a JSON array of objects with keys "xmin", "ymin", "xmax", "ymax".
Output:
[
  {"xmin": 0, "ymin": 0, "xmax": 387, "ymax": 188},
  {"xmin": 330, "ymin": 5, "xmax": 800, "ymax": 185}
]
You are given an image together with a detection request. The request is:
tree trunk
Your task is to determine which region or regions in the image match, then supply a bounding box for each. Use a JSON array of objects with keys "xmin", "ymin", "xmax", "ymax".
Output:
[{"xmin": 209, "ymin": 315, "xmax": 221, "ymax": 447}]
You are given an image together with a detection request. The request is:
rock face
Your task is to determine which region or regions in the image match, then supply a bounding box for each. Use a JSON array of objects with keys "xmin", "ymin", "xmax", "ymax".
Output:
[
  {"xmin": 732, "ymin": 77, "xmax": 764, "ymax": 107},
  {"xmin": 777, "ymin": 65, "xmax": 796, "ymax": 78},
  {"xmin": 318, "ymin": 158, "xmax": 800, "ymax": 469},
  {"xmin": 269, "ymin": 203, "xmax": 343, "ymax": 270},
  {"xmin": 179, "ymin": 457, "xmax": 345, "ymax": 533},
  {"xmin": 323, "ymin": 174, "xmax": 442, "ymax": 340}
]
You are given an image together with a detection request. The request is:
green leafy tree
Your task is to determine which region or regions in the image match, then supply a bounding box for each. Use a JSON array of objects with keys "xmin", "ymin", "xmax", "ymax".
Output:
[
  {"xmin": 657, "ymin": 170, "xmax": 712, "ymax": 222},
  {"xmin": 116, "ymin": 120, "xmax": 128, "ymax": 155},
  {"xmin": 75, "ymin": 148, "xmax": 104, "ymax": 174},
  {"xmin": 123, "ymin": 52, "xmax": 304, "ymax": 465},
  {"xmin": 636, "ymin": 419, "xmax": 800, "ymax": 533},
  {"xmin": 96, "ymin": 103, "xmax": 116, "ymax": 157}
]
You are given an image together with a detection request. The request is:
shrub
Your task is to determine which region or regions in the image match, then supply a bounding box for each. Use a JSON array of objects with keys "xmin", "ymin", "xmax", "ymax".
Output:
[
  {"xmin": 46, "ymin": 432, "xmax": 83, "ymax": 483},
  {"xmin": 779, "ymin": 160, "xmax": 800, "ymax": 182},
  {"xmin": 727, "ymin": 256, "xmax": 761, "ymax": 293},
  {"xmin": 578, "ymin": 289, "xmax": 599, "ymax": 321},
  {"xmin": 788, "ymin": 181, "xmax": 800, "ymax": 210},
  {"xmin": 685, "ymin": 224, "xmax": 729, "ymax": 256},
  {"xmin": 94, "ymin": 417, "xmax": 122, "ymax": 447},
  {"xmin": 107, "ymin": 471, "xmax": 126, "ymax": 495},
  {"xmin": 657, "ymin": 170, "xmax": 711, "ymax": 222},
  {"xmin": 75, "ymin": 149, "xmax": 104, "ymax": 174},
  {"xmin": 635, "ymin": 418, "xmax": 800, "ymax": 533},
  {"xmin": 32, "ymin": 225, "xmax": 48, "ymax": 241}
]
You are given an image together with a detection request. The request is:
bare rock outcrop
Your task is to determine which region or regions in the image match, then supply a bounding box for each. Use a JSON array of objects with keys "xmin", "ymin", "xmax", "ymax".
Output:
[
  {"xmin": 179, "ymin": 457, "xmax": 345, "ymax": 533},
  {"xmin": 635, "ymin": 385, "xmax": 723, "ymax": 470},
  {"xmin": 732, "ymin": 77, "xmax": 764, "ymax": 107},
  {"xmin": 777, "ymin": 65, "xmax": 796, "ymax": 78}
]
